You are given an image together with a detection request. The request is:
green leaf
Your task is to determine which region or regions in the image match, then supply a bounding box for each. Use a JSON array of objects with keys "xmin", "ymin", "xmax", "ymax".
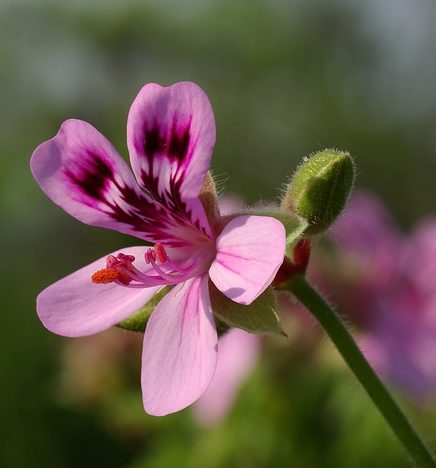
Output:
[
  {"xmin": 210, "ymin": 283, "xmax": 286, "ymax": 336},
  {"xmin": 116, "ymin": 286, "xmax": 172, "ymax": 333}
]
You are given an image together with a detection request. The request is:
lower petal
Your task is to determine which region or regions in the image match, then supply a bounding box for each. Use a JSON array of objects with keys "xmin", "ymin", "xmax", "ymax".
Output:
[
  {"xmin": 37, "ymin": 247, "xmax": 161, "ymax": 337},
  {"xmin": 209, "ymin": 215, "xmax": 286, "ymax": 305},
  {"xmin": 141, "ymin": 275, "xmax": 217, "ymax": 416}
]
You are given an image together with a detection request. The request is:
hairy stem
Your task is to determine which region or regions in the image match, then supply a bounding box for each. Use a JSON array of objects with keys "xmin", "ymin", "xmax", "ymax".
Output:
[{"xmin": 287, "ymin": 274, "xmax": 435, "ymax": 467}]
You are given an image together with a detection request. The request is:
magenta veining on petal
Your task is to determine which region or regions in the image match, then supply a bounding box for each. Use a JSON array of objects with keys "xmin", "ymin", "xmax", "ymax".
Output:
[{"xmin": 62, "ymin": 140, "xmax": 209, "ymax": 247}]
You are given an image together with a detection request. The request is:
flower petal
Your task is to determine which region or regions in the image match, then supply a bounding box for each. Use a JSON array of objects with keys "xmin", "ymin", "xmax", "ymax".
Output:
[
  {"xmin": 31, "ymin": 119, "xmax": 206, "ymax": 247},
  {"xmin": 209, "ymin": 215, "xmax": 286, "ymax": 305},
  {"xmin": 193, "ymin": 329, "xmax": 260, "ymax": 425},
  {"xmin": 141, "ymin": 275, "xmax": 217, "ymax": 416},
  {"xmin": 37, "ymin": 247, "xmax": 161, "ymax": 337},
  {"xmin": 127, "ymin": 82, "xmax": 215, "ymax": 236}
]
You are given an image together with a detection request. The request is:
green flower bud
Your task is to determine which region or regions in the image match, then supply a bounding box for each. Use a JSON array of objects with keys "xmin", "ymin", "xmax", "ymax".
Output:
[{"xmin": 282, "ymin": 149, "xmax": 355, "ymax": 234}]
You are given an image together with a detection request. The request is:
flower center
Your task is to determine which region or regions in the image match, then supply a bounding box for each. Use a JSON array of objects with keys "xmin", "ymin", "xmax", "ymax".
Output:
[{"xmin": 91, "ymin": 243, "xmax": 210, "ymax": 288}]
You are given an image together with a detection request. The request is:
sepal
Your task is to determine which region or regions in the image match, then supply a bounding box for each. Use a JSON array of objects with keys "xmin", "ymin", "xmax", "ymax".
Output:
[
  {"xmin": 270, "ymin": 212, "xmax": 309, "ymax": 255},
  {"xmin": 117, "ymin": 286, "xmax": 172, "ymax": 333},
  {"xmin": 199, "ymin": 171, "xmax": 220, "ymax": 224},
  {"xmin": 210, "ymin": 283, "xmax": 286, "ymax": 336}
]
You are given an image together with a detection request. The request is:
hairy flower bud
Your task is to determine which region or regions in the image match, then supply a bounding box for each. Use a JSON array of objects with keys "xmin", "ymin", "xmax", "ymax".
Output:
[
  {"xmin": 199, "ymin": 171, "xmax": 220, "ymax": 224},
  {"xmin": 282, "ymin": 149, "xmax": 355, "ymax": 234}
]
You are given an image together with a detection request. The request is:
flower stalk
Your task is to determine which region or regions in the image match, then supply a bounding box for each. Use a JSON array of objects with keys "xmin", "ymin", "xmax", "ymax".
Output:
[{"xmin": 286, "ymin": 274, "xmax": 436, "ymax": 468}]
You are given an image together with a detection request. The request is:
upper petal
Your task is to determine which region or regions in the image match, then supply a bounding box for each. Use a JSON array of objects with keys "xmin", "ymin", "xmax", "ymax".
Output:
[
  {"xmin": 37, "ymin": 246, "xmax": 161, "ymax": 337},
  {"xmin": 209, "ymin": 215, "xmax": 286, "ymax": 305},
  {"xmin": 141, "ymin": 275, "xmax": 218, "ymax": 416},
  {"xmin": 31, "ymin": 119, "xmax": 208, "ymax": 247},
  {"xmin": 127, "ymin": 82, "xmax": 216, "ymax": 237}
]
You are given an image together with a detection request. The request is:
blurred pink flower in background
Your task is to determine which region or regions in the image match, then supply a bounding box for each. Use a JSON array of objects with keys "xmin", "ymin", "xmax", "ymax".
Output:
[
  {"xmin": 332, "ymin": 190, "xmax": 402, "ymax": 291},
  {"xmin": 328, "ymin": 191, "xmax": 436, "ymax": 401},
  {"xmin": 193, "ymin": 328, "xmax": 260, "ymax": 426}
]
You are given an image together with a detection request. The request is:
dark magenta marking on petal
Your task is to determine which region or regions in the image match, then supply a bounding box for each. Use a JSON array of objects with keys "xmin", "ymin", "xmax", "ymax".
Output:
[
  {"xmin": 140, "ymin": 169, "xmax": 160, "ymax": 200},
  {"xmin": 65, "ymin": 152, "xmax": 114, "ymax": 202},
  {"xmin": 144, "ymin": 125, "xmax": 165, "ymax": 157},
  {"xmin": 65, "ymin": 145, "xmax": 208, "ymax": 245},
  {"xmin": 142, "ymin": 117, "xmax": 192, "ymax": 164},
  {"xmin": 139, "ymin": 118, "xmax": 193, "ymax": 208},
  {"xmin": 108, "ymin": 180, "xmax": 206, "ymax": 246},
  {"xmin": 168, "ymin": 123, "xmax": 190, "ymax": 162}
]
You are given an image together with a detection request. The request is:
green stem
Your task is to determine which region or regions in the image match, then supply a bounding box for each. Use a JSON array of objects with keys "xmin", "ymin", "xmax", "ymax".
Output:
[{"xmin": 287, "ymin": 274, "xmax": 436, "ymax": 468}]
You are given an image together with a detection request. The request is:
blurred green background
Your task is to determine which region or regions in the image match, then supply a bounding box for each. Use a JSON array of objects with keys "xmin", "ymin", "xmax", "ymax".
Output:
[{"xmin": 2, "ymin": 0, "xmax": 436, "ymax": 466}]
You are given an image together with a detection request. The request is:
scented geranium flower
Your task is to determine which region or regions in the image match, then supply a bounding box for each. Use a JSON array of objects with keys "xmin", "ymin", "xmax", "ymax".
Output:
[{"xmin": 30, "ymin": 82, "xmax": 286, "ymax": 416}]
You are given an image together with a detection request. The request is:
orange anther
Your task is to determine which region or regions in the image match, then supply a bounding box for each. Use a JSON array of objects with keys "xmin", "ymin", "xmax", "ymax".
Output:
[{"xmin": 91, "ymin": 268, "xmax": 119, "ymax": 284}]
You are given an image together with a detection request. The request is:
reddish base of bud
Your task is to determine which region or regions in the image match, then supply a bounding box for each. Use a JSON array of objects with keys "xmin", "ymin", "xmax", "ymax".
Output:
[{"xmin": 272, "ymin": 238, "xmax": 311, "ymax": 287}]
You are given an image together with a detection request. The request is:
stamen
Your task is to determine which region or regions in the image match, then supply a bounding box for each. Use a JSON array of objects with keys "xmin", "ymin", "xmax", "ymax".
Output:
[
  {"xmin": 92, "ymin": 246, "xmax": 196, "ymax": 288},
  {"xmin": 155, "ymin": 243, "xmax": 168, "ymax": 263},
  {"xmin": 116, "ymin": 269, "xmax": 134, "ymax": 285},
  {"xmin": 145, "ymin": 248, "xmax": 157, "ymax": 264},
  {"xmin": 92, "ymin": 253, "xmax": 137, "ymax": 286},
  {"xmin": 106, "ymin": 255, "xmax": 119, "ymax": 268},
  {"xmin": 147, "ymin": 258, "xmax": 179, "ymax": 282},
  {"xmin": 92, "ymin": 268, "xmax": 119, "ymax": 284},
  {"xmin": 117, "ymin": 253, "xmax": 135, "ymax": 263},
  {"xmin": 106, "ymin": 253, "xmax": 135, "ymax": 268}
]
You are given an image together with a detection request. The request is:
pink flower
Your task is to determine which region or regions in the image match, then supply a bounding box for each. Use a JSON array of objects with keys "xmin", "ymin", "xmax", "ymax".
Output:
[
  {"xmin": 331, "ymin": 190, "xmax": 402, "ymax": 292},
  {"xmin": 30, "ymin": 82, "xmax": 286, "ymax": 416},
  {"xmin": 328, "ymin": 191, "xmax": 436, "ymax": 400},
  {"xmin": 361, "ymin": 219, "xmax": 436, "ymax": 400},
  {"xmin": 322, "ymin": 191, "xmax": 404, "ymax": 327},
  {"xmin": 360, "ymin": 290, "xmax": 436, "ymax": 400},
  {"xmin": 193, "ymin": 328, "xmax": 260, "ymax": 425}
]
